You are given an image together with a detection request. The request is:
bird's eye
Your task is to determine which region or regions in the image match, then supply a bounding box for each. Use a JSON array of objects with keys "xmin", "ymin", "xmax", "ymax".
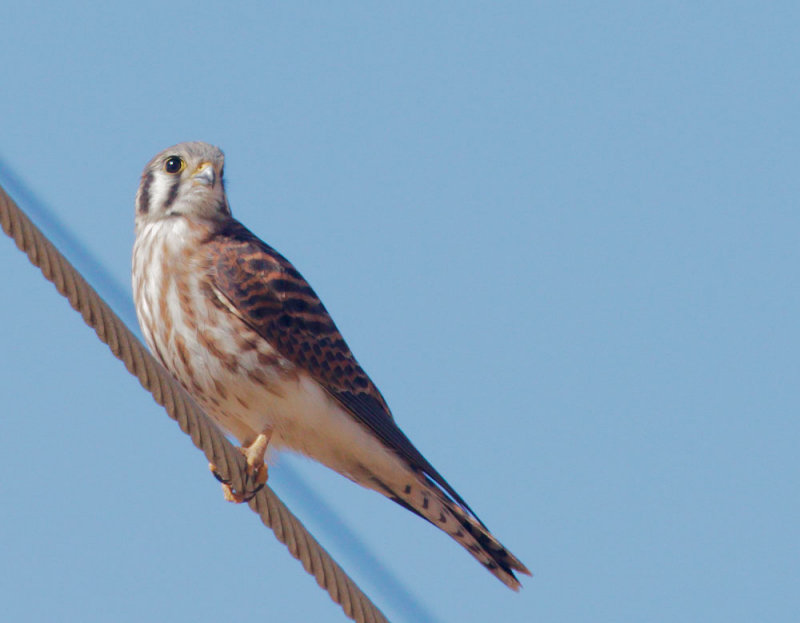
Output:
[{"xmin": 164, "ymin": 156, "xmax": 184, "ymax": 174}]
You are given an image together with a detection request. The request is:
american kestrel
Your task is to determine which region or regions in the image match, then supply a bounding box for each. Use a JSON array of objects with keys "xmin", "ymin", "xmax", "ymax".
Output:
[{"xmin": 132, "ymin": 142, "xmax": 530, "ymax": 590}]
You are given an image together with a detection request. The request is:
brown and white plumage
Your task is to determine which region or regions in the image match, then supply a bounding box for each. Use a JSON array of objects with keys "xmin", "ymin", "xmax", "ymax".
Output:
[{"xmin": 132, "ymin": 141, "xmax": 530, "ymax": 589}]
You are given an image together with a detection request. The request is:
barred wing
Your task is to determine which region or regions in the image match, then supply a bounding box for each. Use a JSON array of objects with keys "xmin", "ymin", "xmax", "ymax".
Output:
[{"xmin": 206, "ymin": 219, "xmax": 480, "ymax": 521}]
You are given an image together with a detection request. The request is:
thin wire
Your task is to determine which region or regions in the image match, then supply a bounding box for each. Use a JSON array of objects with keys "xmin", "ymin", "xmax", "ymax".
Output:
[
  {"xmin": 0, "ymin": 178, "xmax": 390, "ymax": 623},
  {"xmin": 0, "ymin": 160, "xmax": 440, "ymax": 623}
]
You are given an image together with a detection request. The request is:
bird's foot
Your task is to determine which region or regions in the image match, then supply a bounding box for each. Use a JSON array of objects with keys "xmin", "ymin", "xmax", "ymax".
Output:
[{"xmin": 209, "ymin": 430, "xmax": 272, "ymax": 503}]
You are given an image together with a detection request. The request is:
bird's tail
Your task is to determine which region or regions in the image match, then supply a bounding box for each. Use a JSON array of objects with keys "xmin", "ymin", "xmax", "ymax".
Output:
[{"xmin": 381, "ymin": 476, "xmax": 531, "ymax": 590}]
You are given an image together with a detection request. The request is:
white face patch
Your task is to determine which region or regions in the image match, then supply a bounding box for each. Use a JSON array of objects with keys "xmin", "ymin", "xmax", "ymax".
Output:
[{"xmin": 151, "ymin": 170, "xmax": 181, "ymax": 215}]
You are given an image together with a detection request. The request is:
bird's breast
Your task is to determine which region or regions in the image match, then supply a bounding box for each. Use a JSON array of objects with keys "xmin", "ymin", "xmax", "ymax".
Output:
[{"xmin": 132, "ymin": 219, "xmax": 294, "ymax": 442}]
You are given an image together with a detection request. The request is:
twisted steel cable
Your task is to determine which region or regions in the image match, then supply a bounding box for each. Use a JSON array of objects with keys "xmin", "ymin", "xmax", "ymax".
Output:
[{"xmin": 0, "ymin": 182, "xmax": 389, "ymax": 623}]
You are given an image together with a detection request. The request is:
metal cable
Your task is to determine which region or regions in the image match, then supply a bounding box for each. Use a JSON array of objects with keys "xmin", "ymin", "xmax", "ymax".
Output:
[{"xmin": 0, "ymin": 182, "xmax": 390, "ymax": 623}]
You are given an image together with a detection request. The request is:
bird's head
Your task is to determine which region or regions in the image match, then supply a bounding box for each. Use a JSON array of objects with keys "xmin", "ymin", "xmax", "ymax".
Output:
[{"xmin": 135, "ymin": 141, "xmax": 229, "ymax": 227}]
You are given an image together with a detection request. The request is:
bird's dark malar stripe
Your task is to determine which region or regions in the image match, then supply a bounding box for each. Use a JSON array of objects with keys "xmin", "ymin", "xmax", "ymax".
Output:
[
  {"xmin": 138, "ymin": 171, "xmax": 153, "ymax": 214},
  {"xmin": 162, "ymin": 176, "xmax": 182, "ymax": 210}
]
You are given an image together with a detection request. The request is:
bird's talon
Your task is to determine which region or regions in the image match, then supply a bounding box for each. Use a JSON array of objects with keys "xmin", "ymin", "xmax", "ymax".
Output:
[
  {"xmin": 220, "ymin": 480, "xmax": 264, "ymax": 503},
  {"xmin": 209, "ymin": 462, "xmax": 230, "ymax": 485},
  {"xmin": 209, "ymin": 432, "xmax": 271, "ymax": 504}
]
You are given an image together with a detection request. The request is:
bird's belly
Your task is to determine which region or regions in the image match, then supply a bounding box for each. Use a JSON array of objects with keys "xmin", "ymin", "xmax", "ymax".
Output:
[
  {"xmin": 164, "ymin": 308, "xmax": 403, "ymax": 486},
  {"xmin": 203, "ymin": 359, "xmax": 403, "ymax": 485},
  {"xmin": 158, "ymin": 298, "xmax": 292, "ymax": 444}
]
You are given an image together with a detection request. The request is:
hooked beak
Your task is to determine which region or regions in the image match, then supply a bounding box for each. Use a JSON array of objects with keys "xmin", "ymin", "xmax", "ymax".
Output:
[{"xmin": 193, "ymin": 162, "xmax": 216, "ymax": 187}]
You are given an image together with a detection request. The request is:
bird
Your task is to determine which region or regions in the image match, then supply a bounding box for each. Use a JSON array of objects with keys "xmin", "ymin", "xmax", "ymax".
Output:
[{"xmin": 132, "ymin": 141, "xmax": 530, "ymax": 590}]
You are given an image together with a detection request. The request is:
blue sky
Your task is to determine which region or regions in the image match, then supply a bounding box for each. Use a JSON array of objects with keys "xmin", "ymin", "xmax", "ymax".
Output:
[{"xmin": 1, "ymin": 3, "xmax": 798, "ymax": 622}]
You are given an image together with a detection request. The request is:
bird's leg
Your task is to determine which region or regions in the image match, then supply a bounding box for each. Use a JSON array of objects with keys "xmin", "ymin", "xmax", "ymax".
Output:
[
  {"xmin": 241, "ymin": 429, "xmax": 271, "ymax": 492},
  {"xmin": 208, "ymin": 428, "xmax": 273, "ymax": 503}
]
